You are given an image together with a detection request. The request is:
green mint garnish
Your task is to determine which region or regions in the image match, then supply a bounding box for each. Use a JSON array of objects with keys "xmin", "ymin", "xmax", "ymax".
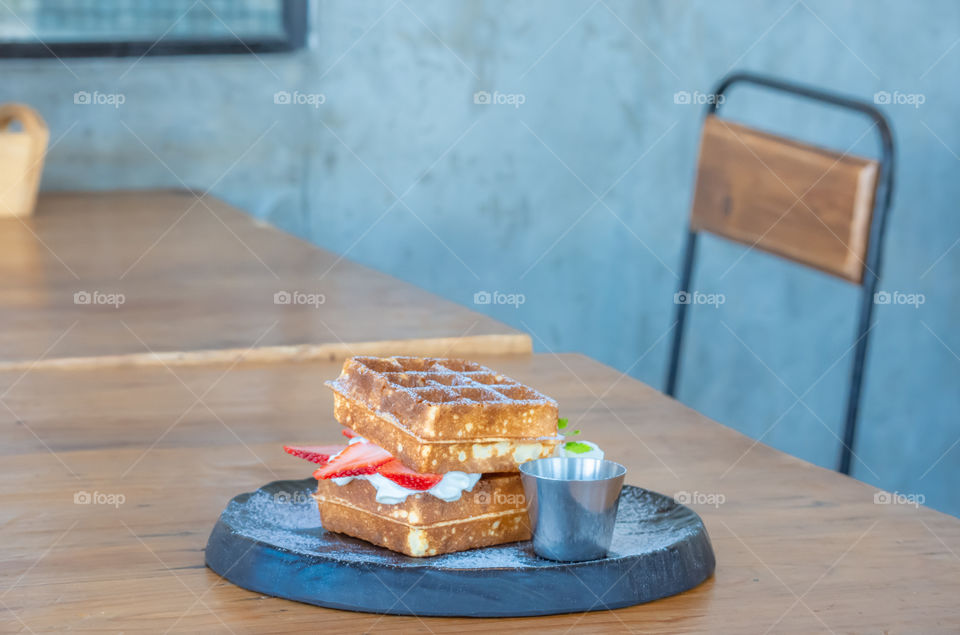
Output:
[
  {"xmin": 564, "ymin": 441, "xmax": 593, "ymax": 454},
  {"xmin": 557, "ymin": 417, "xmax": 568, "ymax": 430},
  {"xmin": 571, "ymin": 430, "xmax": 581, "ymax": 435}
]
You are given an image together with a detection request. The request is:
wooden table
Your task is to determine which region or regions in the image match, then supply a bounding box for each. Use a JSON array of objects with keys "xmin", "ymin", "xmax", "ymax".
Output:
[
  {"xmin": 0, "ymin": 190, "xmax": 529, "ymax": 369},
  {"xmin": 2, "ymin": 354, "xmax": 957, "ymax": 633}
]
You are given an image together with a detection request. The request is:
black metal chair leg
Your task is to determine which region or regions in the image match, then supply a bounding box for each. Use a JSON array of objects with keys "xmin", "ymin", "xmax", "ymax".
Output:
[
  {"xmin": 839, "ymin": 116, "xmax": 893, "ymax": 474},
  {"xmin": 665, "ymin": 231, "xmax": 698, "ymax": 397},
  {"xmin": 838, "ymin": 280, "xmax": 880, "ymax": 474}
]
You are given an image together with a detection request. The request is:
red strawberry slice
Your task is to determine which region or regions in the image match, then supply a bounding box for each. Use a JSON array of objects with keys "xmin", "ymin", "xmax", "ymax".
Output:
[
  {"xmin": 313, "ymin": 442, "xmax": 393, "ymax": 479},
  {"xmin": 283, "ymin": 444, "xmax": 346, "ymax": 464},
  {"xmin": 376, "ymin": 458, "xmax": 443, "ymax": 491},
  {"xmin": 341, "ymin": 428, "xmax": 359, "ymax": 439}
]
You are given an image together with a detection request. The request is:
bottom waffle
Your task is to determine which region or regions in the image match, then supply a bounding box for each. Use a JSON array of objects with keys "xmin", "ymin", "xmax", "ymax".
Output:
[
  {"xmin": 317, "ymin": 499, "xmax": 531, "ymax": 557},
  {"xmin": 314, "ymin": 474, "xmax": 531, "ymax": 557}
]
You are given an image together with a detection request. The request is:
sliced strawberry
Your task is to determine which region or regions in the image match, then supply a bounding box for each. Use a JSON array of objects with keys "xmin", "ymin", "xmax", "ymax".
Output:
[
  {"xmin": 283, "ymin": 444, "xmax": 346, "ymax": 465},
  {"xmin": 313, "ymin": 442, "xmax": 393, "ymax": 479},
  {"xmin": 341, "ymin": 428, "xmax": 359, "ymax": 439},
  {"xmin": 376, "ymin": 458, "xmax": 443, "ymax": 491}
]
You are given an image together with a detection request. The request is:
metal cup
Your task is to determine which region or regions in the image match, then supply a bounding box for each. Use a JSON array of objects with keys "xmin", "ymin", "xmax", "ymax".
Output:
[{"xmin": 519, "ymin": 457, "xmax": 627, "ymax": 562}]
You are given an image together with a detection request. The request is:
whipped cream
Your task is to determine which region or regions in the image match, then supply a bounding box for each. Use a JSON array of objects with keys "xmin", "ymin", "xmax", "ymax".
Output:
[
  {"xmin": 555, "ymin": 440, "xmax": 605, "ymax": 460},
  {"xmin": 327, "ymin": 436, "xmax": 481, "ymax": 505}
]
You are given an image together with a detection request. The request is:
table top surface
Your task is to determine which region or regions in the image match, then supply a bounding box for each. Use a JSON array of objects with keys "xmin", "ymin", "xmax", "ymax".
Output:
[
  {"xmin": 0, "ymin": 190, "xmax": 530, "ymax": 369},
  {"xmin": 2, "ymin": 353, "xmax": 958, "ymax": 633}
]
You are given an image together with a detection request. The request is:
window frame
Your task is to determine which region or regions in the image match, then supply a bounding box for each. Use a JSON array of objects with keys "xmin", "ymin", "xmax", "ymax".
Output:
[{"xmin": 0, "ymin": 0, "xmax": 307, "ymax": 58}]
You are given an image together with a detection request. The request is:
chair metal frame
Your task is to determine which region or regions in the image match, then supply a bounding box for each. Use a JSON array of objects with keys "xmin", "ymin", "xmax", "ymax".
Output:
[{"xmin": 664, "ymin": 71, "xmax": 895, "ymax": 475}]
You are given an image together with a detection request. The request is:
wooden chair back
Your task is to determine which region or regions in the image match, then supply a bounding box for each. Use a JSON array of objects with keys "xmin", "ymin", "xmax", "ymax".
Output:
[{"xmin": 689, "ymin": 114, "xmax": 879, "ymax": 283}]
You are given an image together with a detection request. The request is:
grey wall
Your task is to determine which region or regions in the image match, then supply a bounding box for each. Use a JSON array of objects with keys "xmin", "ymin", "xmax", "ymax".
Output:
[{"xmin": 4, "ymin": 0, "xmax": 959, "ymax": 515}]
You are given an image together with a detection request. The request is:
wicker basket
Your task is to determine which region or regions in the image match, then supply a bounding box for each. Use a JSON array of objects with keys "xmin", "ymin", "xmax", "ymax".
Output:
[{"xmin": 0, "ymin": 103, "xmax": 48, "ymax": 218}]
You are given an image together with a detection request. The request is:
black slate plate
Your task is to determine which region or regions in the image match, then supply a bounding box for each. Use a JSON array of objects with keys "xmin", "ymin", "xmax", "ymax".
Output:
[{"xmin": 205, "ymin": 479, "xmax": 715, "ymax": 617}]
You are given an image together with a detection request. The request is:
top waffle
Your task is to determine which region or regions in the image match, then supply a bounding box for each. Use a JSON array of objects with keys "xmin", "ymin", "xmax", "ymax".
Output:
[{"xmin": 325, "ymin": 356, "xmax": 559, "ymax": 440}]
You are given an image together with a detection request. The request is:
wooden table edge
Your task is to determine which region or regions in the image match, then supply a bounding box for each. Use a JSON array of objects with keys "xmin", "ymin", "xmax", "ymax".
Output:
[{"xmin": 0, "ymin": 333, "xmax": 533, "ymax": 371}]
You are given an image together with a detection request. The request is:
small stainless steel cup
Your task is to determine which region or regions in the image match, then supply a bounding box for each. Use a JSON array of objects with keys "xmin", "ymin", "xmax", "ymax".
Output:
[{"xmin": 519, "ymin": 457, "xmax": 627, "ymax": 562}]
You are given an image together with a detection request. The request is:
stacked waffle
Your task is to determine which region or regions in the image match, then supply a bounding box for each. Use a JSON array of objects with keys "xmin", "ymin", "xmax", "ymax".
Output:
[{"xmin": 285, "ymin": 356, "xmax": 561, "ymax": 557}]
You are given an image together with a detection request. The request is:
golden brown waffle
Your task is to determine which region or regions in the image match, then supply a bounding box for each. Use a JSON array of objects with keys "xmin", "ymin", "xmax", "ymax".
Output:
[
  {"xmin": 325, "ymin": 356, "xmax": 559, "ymax": 440},
  {"xmin": 314, "ymin": 474, "xmax": 531, "ymax": 557},
  {"xmin": 333, "ymin": 391, "xmax": 560, "ymax": 473}
]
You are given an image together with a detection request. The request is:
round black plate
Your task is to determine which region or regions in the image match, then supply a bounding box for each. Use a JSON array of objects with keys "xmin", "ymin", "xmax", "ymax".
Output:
[{"xmin": 205, "ymin": 479, "xmax": 715, "ymax": 617}]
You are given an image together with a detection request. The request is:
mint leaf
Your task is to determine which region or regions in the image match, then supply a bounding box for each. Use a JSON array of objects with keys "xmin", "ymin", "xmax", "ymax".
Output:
[
  {"xmin": 557, "ymin": 417, "xmax": 568, "ymax": 430},
  {"xmin": 571, "ymin": 429, "xmax": 581, "ymax": 435},
  {"xmin": 564, "ymin": 441, "xmax": 593, "ymax": 454}
]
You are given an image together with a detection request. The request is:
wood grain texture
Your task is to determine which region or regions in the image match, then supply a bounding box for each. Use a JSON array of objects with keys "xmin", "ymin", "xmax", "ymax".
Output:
[
  {"xmin": 690, "ymin": 115, "xmax": 879, "ymax": 283},
  {"xmin": 1, "ymin": 354, "xmax": 957, "ymax": 633},
  {"xmin": 0, "ymin": 190, "xmax": 530, "ymax": 368}
]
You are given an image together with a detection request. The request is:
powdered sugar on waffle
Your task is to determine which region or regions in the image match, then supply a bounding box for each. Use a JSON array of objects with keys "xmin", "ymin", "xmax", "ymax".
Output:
[
  {"xmin": 348, "ymin": 356, "xmax": 554, "ymax": 406},
  {"xmin": 325, "ymin": 356, "xmax": 560, "ymax": 442}
]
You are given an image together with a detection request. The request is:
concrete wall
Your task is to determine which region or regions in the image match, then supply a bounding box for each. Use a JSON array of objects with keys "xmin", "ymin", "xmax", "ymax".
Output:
[{"xmin": 4, "ymin": 0, "xmax": 959, "ymax": 515}]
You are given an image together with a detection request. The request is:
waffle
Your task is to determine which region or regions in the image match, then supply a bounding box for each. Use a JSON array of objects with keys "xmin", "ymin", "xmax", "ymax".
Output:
[
  {"xmin": 325, "ymin": 356, "xmax": 559, "ymax": 439},
  {"xmin": 314, "ymin": 473, "xmax": 530, "ymax": 557},
  {"xmin": 333, "ymin": 391, "xmax": 559, "ymax": 473},
  {"xmin": 312, "ymin": 356, "xmax": 559, "ymax": 555}
]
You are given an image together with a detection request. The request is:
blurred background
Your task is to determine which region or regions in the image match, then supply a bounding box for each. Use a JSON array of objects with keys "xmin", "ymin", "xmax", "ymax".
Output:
[{"xmin": 2, "ymin": 0, "xmax": 958, "ymax": 515}]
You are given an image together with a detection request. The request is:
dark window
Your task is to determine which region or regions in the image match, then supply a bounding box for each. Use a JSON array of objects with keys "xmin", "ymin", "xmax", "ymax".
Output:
[{"xmin": 0, "ymin": 0, "xmax": 307, "ymax": 58}]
